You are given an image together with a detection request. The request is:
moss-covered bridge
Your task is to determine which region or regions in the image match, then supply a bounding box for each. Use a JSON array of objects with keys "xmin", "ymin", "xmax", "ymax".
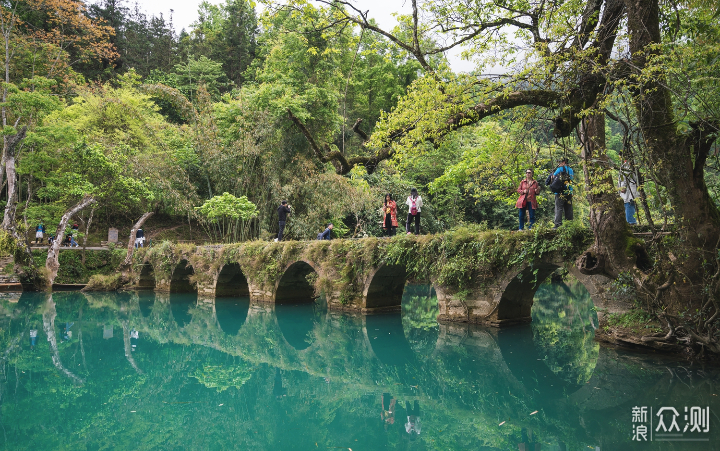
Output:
[{"xmin": 134, "ymin": 226, "xmax": 629, "ymax": 326}]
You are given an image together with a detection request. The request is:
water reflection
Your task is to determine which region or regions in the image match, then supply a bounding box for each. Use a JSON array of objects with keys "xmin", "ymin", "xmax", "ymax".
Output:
[
  {"xmin": 401, "ymin": 284, "xmax": 439, "ymax": 358},
  {"xmin": 169, "ymin": 292, "xmax": 197, "ymax": 327},
  {"xmin": 276, "ymin": 301, "xmax": 322, "ymax": 350},
  {"xmin": 215, "ymin": 296, "xmax": 250, "ymax": 335},
  {"xmin": 0, "ymin": 290, "xmax": 718, "ymax": 451},
  {"xmin": 531, "ymin": 279, "xmax": 599, "ymax": 386}
]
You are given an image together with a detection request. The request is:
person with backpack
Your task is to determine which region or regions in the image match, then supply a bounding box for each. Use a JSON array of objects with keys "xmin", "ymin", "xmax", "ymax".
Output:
[
  {"xmin": 381, "ymin": 194, "xmax": 399, "ymax": 237},
  {"xmin": 546, "ymin": 158, "xmax": 574, "ymax": 228},
  {"xmin": 405, "ymin": 188, "xmax": 423, "ymax": 235},
  {"xmin": 516, "ymin": 169, "xmax": 541, "ymax": 230},
  {"xmin": 34, "ymin": 222, "xmax": 45, "ymax": 244},
  {"xmin": 317, "ymin": 223, "xmax": 333, "ymax": 240}
]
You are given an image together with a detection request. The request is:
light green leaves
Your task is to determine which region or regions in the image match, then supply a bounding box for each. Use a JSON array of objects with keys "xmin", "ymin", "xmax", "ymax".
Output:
[{"xmin": 195, "ymin": 192, "xmax": 259, "ymax": 222}]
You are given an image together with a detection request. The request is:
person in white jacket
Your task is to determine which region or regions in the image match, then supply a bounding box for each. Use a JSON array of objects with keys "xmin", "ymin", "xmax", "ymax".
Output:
[
  {"xmin": 619, "ymin": 163, "xmax": 639, "ymax": 225},
  {"xmin": 405, "ymin": 188, "xmax": 423, "ymax": 235}
]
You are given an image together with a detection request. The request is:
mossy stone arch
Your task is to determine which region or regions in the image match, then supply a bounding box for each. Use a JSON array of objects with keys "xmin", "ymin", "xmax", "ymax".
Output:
[
  {"xmin": 364, "ymin": 264, "xmax": 407, "ymax": 311},
  {"xmin": 137, "ymin": 262, "xmax": 155, "ymax": 289},
  {"xmin": 215, "ymin": 262, "xmax": 250, "ymax": 297},
  {"xmin": 170, "ymin": 259, "xmax": 196, "ymax": 293},
  {"xmin": 494, "ymin": 262, "xmax": 562, "ymax": 323},
  {"xmin": 275, "ymin": 260, "xmax": 318, "ymax": 304}
]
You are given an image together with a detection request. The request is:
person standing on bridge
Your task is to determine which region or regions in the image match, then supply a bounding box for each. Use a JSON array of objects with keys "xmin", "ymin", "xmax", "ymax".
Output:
[
  {"xmin": 34, "ymin": 222, "xmax": 45, "ymax": 244},
  {"xmin": 134, "ymin": 228, "xmax": 145, "ymax": 248},
  {"xmin": 275, "ymin": 201, "xmax": 291, "ymax": 242},
  {"xmin": 382, "ymin": 194, "xmax": 399, "ymax": 237},
  {"xmin": 546, "ymin": 158, "xmax": 574, "ymax": 229},
  {"xmin": 516, "ymin": 169, "xmax": 541, "ymax": 230},
  {"xmin": 405, "ymin": 188, "xmax": 423, "ymax": 235}
]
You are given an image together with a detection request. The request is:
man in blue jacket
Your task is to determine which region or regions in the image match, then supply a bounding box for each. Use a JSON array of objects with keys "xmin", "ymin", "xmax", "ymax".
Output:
[
  {"xmin": 551, "ymin": 158, "xmax": 574, "ymax": 228},
  {"xmin": 317, "ymin": 223, "xmax": 333, "ymax": 240}
]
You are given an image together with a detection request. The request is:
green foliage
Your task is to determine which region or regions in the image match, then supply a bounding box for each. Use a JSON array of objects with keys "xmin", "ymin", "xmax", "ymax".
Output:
[
  {"xmin": 531, "ymin": 281, "xmax": 600, "ymax": 385},
  {"xmin": 190, "ymin": 362, "xmax": 255, "ymax": 392},
  {"xmin": 606, "ymin": 309, "xmax": 659, "ymax": 331},
  {"xmin": 195, "ymin": 192, "xmax": 259, "ymax": 242},
  {"xmin": 31, "ymin": 249, "xmax": 125, "ymax": 284},
  {"xmin": 84, "ymin": 273, "xmax": 124, "ymax": 291}
]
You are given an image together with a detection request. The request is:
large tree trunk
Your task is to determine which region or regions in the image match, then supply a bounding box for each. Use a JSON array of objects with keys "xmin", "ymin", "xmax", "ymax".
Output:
[
  {"xmin": 1, "ymin": 126, "xmax": 26, "ymax": 231},
  {"xmin": 118, "ymin": 212, "xmax": 154, "ymax": 279},
  {"xmin": 79, "ymin": 205, "xmax": 95, "ymax": 265},
  {"xmin": 0, "ymin": 127, "xmax": 36, "ymax": 284},
  {"xmin": 576, "ymin": 114, "xmax": 638, "ymax": 277},
  {"xmin": 624, "ymin": 0, "xmax": 720, "ymax": 305},
  {"xmin": 45, "ymin": 196, "xmax": 96, "ymax": 288}
]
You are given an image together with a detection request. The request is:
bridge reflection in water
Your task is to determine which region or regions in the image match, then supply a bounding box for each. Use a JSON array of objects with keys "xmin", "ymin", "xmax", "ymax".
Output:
[{"xmin": 1, "ymin": 283, "xmax": 718, "ymax": 451}]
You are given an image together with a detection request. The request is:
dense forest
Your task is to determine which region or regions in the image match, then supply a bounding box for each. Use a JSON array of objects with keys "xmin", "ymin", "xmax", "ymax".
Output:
[{"xmin": 0, "ymin": 0, "xmax": 719, "ymax": 351}]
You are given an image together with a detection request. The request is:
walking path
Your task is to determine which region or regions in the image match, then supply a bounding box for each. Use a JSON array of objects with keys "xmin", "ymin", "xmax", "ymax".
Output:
[{"xmin": 30, "ymin": 246, "xmax": 110, "ymax": 251}]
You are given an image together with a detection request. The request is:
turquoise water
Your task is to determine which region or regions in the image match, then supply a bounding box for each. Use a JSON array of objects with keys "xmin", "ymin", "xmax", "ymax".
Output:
[{"xmin": 0, "ymin": 281, "xmax": 718, "ymax": 450}]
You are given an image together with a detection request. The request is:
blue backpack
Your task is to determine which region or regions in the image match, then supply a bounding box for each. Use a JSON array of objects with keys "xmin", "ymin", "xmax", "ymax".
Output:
[{"xmin": 549, "ymin": 167, "xmax": 571, "ymax": 194}]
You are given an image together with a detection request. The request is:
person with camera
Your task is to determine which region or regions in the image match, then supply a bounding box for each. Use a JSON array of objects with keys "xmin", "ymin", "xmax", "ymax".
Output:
[
  {"xmin": 275, "ymin": 200, "xmax": 291, "ymax": 242},
  {"xmin": 516, "ymin": 169, "xmax": 541, "ymax": 230},
  {"xmin": 546, "ymin": 158, "xmax": 574, "ymax": 228},
  {"xmin": 381, "ymin": 194, "xmax": 399, "ymax": 237}
]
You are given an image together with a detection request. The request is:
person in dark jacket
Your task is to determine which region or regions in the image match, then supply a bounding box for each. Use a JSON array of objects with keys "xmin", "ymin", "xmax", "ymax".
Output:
[
  {"xmin": 275, "ymin": 201, "xmax": 291, "ymax": 242},
  {"xmin": 317, "ymin": 223, "xmax": 333, "ymax": 240},
  {"xmin": 135, "ymin": 228, "xmax": 145, "ymax": 248},
  {"xmin": 547, "ymin": 158, "xmax": 574, "ymax": 228}
]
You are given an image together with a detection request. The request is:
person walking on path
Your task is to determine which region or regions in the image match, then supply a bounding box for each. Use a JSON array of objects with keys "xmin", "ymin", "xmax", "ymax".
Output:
[
  {"xmin": 405, "ymin": 188, "xmax": 423, "ymax": 235},
  {"xmin": 275, "ymin": 201, "xmax": 291, "ymax": 242},
  {"xmin": 516, "ymin": 169, "xmax": 541, "ymax": 230},
  {"xmin": 382, "ymin": 194, "xmax": 399, "ymax": 237},
  {"xmin": 34, "ymin": 222, "xmax": 45, "ymax": 244},
  {"xmin": 619, "ymin": 162, "xmax": 639, "ymax": 225},
  {"xmin": 547, "ymin": 158, "xmax": 574, "ymax": 228},
  {"xmin": 317, "ymin": 223, "xmax": 333, "ymax": 240},
  {"xmin": 134, "ymin": 228, "xmax": 145, "ymax": 248}
]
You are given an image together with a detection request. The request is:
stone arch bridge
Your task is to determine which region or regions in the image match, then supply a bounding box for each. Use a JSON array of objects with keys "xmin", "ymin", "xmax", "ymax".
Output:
[{"xmin": 134, "ymin": 231, "xmax": 630, "ymax": 325}]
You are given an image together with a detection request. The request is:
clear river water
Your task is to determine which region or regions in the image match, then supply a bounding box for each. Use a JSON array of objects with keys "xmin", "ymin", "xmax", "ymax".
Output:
[{"xmin": 0, "ymin": 281, "xmax": 718, "ymax": 450}]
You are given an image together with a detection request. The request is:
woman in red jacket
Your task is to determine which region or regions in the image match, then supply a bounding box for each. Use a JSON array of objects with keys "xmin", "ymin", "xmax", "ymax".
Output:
[
  {"xmin": 382, "ymin": 194, "xmax": 399, "ymax": 236},
  {"xmin": 516, "ymin": 169, "xmax": 541, "ymax": 230}
]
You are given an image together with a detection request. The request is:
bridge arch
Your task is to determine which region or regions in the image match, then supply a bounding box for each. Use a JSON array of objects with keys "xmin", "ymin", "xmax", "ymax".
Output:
[
  {"xmin": 275, "ymin": 260, "xmax": 319, "ymax": 304},
  {"xmin": 363, "ymin": 283, "xmax": 441, "ymax": 365},
  {"xmin": 215, "ymin": 262, "xmax": 250, "ymax": 297},
  {"xmin": 137, "ymin": 262, "xmax": 155, "ymax": 289},
  {"xmin": 170, "ymin": 259, "xmax": 196, "ymax": 293},
  {"xmin": 363, "ymin": 264, "xmax": 407, "ymax": 311},
  {"xmin": 494, "ymin": 262, "xmax": 564, "ymax": 323},
  {"xmin": 214, "ymin": 263, "xmax": 251, "ymax": 335}
]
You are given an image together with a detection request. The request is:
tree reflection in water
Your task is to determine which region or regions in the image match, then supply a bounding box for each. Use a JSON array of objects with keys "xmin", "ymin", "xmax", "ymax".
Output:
[
  {"xmin": 401, "ymin": 284, "xmax": 439, "ymax": 357},
  {"xmin": 531, "ymin": 277, "xmax": 599, "ymax": 385}
]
